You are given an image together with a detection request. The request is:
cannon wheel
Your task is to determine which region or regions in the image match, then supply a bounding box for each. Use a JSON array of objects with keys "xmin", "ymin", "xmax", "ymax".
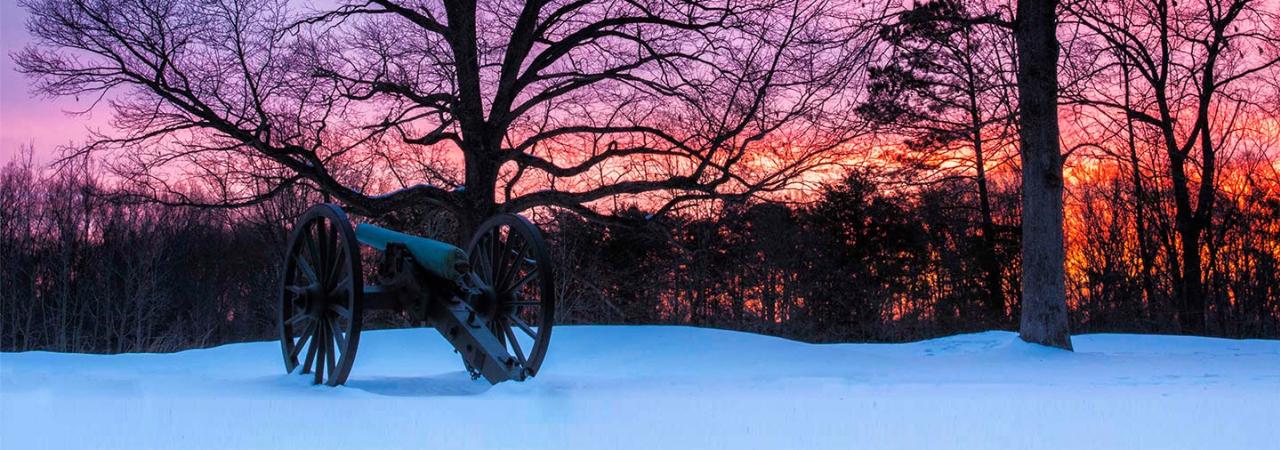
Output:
[
  {"xmin": 464, "ymin": 214, "xmax": 556, "ymax": 378},
  {"xmin": 278, "ymin": 204, "xmax": 363, "ymax": 386}
]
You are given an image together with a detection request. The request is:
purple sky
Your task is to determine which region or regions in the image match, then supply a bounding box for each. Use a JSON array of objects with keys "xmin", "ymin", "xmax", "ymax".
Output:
[
  {"xmin": 0, "ymin": 1, "xmax": 344, "ymax": 166},
  {"xmin": 1, "ymin": 2, "xmax": 106, "ymax": 165}
]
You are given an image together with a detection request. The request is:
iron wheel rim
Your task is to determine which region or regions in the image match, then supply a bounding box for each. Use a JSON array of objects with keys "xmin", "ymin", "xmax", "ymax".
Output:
[
  {"xmin": 464, "ymin": 213, "xmax": 556, "ymax": 377},
  {"xmin": 278, "ymin": 204, "xmax": 363, "ymax": 386}
]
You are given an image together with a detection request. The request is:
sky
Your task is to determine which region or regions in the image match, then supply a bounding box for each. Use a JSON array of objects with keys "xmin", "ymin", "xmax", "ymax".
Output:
[
  {"xmin": 0, "ymin": 0, "xmax": 344, "ymax": 166},
  {"xmin": 0, "ymin": 2, "xmax": 106, "ymax": 165}
]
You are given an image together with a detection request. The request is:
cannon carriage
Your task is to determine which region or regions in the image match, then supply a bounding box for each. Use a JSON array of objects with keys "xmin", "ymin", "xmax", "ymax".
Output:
[{"xmin": 277, "ymin": 204, "xmax": 555, "ymax": 386}]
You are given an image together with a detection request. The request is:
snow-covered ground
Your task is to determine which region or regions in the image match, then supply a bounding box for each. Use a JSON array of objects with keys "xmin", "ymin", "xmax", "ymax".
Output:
[{"xmin": 2, "ymin": 326, "xmax": 1277, "ymax": 450}]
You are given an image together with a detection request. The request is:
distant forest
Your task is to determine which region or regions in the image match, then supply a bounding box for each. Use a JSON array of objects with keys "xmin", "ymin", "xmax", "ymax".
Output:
[{"xmin": 3, "ymin": 153, "xmax": 1276, "ymax": 353}]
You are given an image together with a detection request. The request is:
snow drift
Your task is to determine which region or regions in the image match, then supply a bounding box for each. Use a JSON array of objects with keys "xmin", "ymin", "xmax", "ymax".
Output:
[{"xmin": 2, "ymin": 326, "xmax": 1277, "ymax": 449}]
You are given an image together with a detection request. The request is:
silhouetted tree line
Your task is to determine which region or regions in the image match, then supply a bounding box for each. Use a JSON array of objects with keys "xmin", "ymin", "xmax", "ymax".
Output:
[
  {"xmin": 6, "ymin": 0, "xmax": 1280, "ymax": 352},
  {"xmin": 551, "ymin": 171, "xmax": 1022, "ymax": 342},
  {"xmin": 5, "ymin": 152, "xmax": 1276, "ymax": 352},
  {"xmin": 1, "ymin": 155, "xmax": 299, "ymax": 352}
]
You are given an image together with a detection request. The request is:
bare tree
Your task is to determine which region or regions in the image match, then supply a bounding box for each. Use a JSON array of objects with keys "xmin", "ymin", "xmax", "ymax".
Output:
[
  {"xmin": 0, "ymin": 148, "xmax": 41, "ymax": 348},
  {"xmin": 16, "ymin": 0, "xmax": 876, "ymax": 232},
  {"xmin": 1065, "ymin": 0, "xmax": 1280, "ymax": 333}
]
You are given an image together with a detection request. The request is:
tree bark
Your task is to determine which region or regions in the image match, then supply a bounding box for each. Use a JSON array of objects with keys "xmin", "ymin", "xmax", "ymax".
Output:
[
  {"xmin": 1177, "ymin": 223, "xmax": 1206, "ymax": 333},
  {"xmin": 459, "ymin": 142, "xmax": 501, "ymax": 236},
  {"xmin": 1014, "ymin": 0, "xmax": 1073, "ymax": 350}
]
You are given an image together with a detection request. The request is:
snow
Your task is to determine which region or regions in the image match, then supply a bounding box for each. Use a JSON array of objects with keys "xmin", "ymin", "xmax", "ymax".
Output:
[
  {"xmin": 2, "ymin": 327, "xmax": 1277, "ymax": 450},
  {"xmin": 369, "ymin": 183, "xmax": 442, "ymax": 199}
]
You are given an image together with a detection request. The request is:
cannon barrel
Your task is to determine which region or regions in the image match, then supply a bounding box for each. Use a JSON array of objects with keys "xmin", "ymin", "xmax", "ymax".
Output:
[{"xmin": 354, "ymin": 224, "xmax": 469, "ymax": 281}]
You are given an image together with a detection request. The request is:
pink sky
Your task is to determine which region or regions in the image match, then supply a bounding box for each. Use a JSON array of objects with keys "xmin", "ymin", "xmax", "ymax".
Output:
[{"xmin": 1, "ymin": 2, "xmax": 107, "ymax": 165}]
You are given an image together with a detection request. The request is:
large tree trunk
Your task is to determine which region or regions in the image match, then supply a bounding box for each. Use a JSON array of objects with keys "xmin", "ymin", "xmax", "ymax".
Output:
[
  {"xmin": 460, "ymin": 145, "xmax": 501, "ymax": 237},
  {"xmin": 1165, "ymin": 134, "xmax": 1212, "ymax": 335},
  {"xmin": 1177, "ymin": 225, "xmax": 1206, "ymax": 333},
  {"xmin": 1014, "ymin": 0, "xmax": 1073, "ymax": 350}
]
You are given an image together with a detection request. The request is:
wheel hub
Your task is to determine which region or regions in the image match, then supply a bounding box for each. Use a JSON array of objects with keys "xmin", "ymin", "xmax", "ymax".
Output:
[
  {"xmin": 473, "ymin": 283, "xmax": 500, "ymax": 317},
  {"xmin": 302, "ymin": 283, "xmax": 329, "ymax": 316}
]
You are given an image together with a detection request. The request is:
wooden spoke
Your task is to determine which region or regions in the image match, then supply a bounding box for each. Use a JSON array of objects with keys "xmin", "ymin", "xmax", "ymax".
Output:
[
  {"xmin": 493, "ymin": 232, "xmax": 512, "ymax": 289},
  {"xmin": 473, "ymin": 233, "xmax": 493, "ymax": 282},
  {"xmin": 327, "ymin": 242, "xmax": 346, "ymax": 289},
  {"xmin": 327, "ymin": 274, "xmax": 351, "ymax": 298},
  {"xmin": 313, "ymin": 323, "xmax": 326, "ymax": 384},
  {"xmin": 498, "ymin": 238, "xmax": 528, "ymax": 292},
  {"xmin": 330, "ymin": 243, "xmax": 342, "ymax": 285},
  {"xmin": 285, "ymin": 312, "xmax": 311, "ymax": 327},
  {"xmin": 290, "ymin": 321, "xmax": 318, "ymax": 361},
  {"xmin": 491, "ymin": 228, "xmax": 508, "ymax": 284},
  {"xmin": 330, "ymin": 303, "xmax": 352, "ymax": 320},
  {"xmin": 331, "ymin": 318, "xmax": 348, "ymax": 350},
  {"xmin": 510, "ymin": 313, "xmax": 537, "ymax": 339},
  {"xmin": 324, "ymin": 321, "xmax": 337, "ymax": 380},
  {"xmin": 488, "ymin": 232, "xmax": 499, "ymax": 281},
  {"xmin": 315, "ymin": 221, "xmax": 329, "ymax": 282},
  {"xmin": 302, "ymin": 325, "xmax": 319, "ymax": 374},
  {"xmin": 295, "ymin": 257, "xmax": 319, "ymax": 285},
  {"xmin": 304, "ymin": 228, "xmax": 322, "ymax": 280},
  {"xmin": 506, "ymin": 268, "xmax": 539, "ymax": 296},
  {"xmin": 505, "ymin": 324, "xmax": 526, "ymax": 365},
  {"xmin": 320, "ymin": 222, "xmax": 334, "ymax": 285}
]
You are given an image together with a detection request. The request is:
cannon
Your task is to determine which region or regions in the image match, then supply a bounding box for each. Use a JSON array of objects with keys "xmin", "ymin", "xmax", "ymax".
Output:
[{"xmin": 276, "ymin": 204, "xmax": 555, "ymax": 386}]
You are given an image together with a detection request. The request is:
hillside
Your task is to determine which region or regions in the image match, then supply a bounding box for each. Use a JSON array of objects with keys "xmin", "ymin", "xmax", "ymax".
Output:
[{"xmin": 2, "ymin": 326, "xmax": 1278, "ymax": 449}]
